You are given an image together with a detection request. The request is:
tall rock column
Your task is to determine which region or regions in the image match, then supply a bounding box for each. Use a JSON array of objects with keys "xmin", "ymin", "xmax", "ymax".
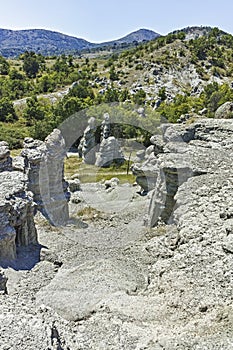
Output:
[
  {"xmin": 0, "ymin": 170, "xmax": 37, "ymax": 261},
  {"xmin": 22, "ymin": 129, "xmax": 69, "ymax": 226},
  {"xmin": 79, "ymin": 117, "xmax": 97, "ymax": 165}
]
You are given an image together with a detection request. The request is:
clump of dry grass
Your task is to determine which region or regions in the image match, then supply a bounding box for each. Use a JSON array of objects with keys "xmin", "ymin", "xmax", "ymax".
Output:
[{"xmin": 76, "ymin": 206, "xmax": 103, "ymax": 221}]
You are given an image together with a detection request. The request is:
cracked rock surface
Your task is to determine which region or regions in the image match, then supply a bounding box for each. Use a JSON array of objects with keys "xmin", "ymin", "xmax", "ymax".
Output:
[{"xmin": 0, "ymin": 119, "xmax": 233, "ymax": 349}]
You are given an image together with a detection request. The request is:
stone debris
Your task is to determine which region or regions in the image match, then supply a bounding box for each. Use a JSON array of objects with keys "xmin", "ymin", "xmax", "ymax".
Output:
[{"xmin": 67, "ymin": 178, "xmax": 81, "ymax": 193}]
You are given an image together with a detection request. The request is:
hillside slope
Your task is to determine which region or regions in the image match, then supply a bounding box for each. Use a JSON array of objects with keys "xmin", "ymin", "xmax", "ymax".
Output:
[{"xmin": 0, "ymin": 28, "xmax": 160, "ymax": 57}]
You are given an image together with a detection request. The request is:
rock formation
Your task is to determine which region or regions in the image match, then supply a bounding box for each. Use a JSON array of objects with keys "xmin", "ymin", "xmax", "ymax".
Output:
[
  {"xmin": 0, "ymin": 269, "xmax": 7, "ymax": 293},
  {"xmin": 78, "ymin": 117, "xmax": 96, "ymax": 164},
  {"xmin": 132, "ymin": 118, "xmax": 233, "ymax": 227},
  {"xmin": 215, "ymin": 101, "xmax": 233, "ymax": 119},
  {"xmin": 131, "ymin": 135, "xmax": 164, "ymax": 194},
  {"xmin": 95, "ymin": 136, "xmax": 125, "ymax": 168},
  {"xmin": 0, "ymin": 141, "xmax": 12, "ymax": 172},
  {"xmin": 100, "ymin": 113, "xmax": 111, "ymax": 140},
  {"xmin": 22, "ymin": 129, "xmax": 69, "ymax": 226},
  {"xmin": 95, "ymin": 114, "xmax": 125, "ymax": 167},
  {"xmin": 0, "ymin": 145, "xmax": 37, "ymax": 261}
]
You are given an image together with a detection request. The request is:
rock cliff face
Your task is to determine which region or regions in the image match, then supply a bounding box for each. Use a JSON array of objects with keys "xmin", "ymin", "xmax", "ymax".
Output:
[
  {"xmin": 0, "ymin": 128, "xmax": 69, "ymax": 261},
  {"xmin": 132, "ymin": 119, "xmax": 233, "ymax": 227},
  {"xmin": 0, "ymin": 145, "xmax": 37, "ymax": 261}
]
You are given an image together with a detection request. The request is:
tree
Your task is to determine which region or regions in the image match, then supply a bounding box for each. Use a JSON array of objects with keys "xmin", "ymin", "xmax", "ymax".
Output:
[
  {"xmin": 9, "ymin": 68, "xmax": 24, "ymax": 80},
  {"xmin": 37, "ymin": 74, "xmax": 56, "ymax": 93},
  {"xmin": 22, "ymin": 52, "xmax": 40, "ymax": 78},
  {"xmin": 68, "ymin": 82, "xmax": 94, "ymax": 99},
  {"xmin": 23, "ymin": 96, "xmax": 45, "ymax": 125},
  {"xmin": 0, "ymin": 56, "xmax": 10, "ymax": 75},
  {"xmin": 0, "ymin": 98, "xmax": 17, "ymax": 122},
  {"xmin": 103, "ymin": 88, "xmax": 119, "ymax": 102},
  {"xmin": 158, "ymin": 87, "xmax": 167, "ymax": 101},
  {"xmin": 109, "ymin": 65, "xmax": 119, "ymax": 81},
  {"xmin": 132, "ymin": 89, "xmax": 146, "ymax": 105}
]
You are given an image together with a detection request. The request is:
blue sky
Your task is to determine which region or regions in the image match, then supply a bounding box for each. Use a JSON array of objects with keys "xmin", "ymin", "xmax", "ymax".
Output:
[{"xmin": 1, "ymin": 0, "xmax": 233, "ymax": 42}]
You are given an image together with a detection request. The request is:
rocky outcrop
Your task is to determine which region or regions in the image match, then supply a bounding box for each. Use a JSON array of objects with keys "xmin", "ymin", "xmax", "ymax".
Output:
[
  {"xmin": 132, "ymin": 119, "xmax": 233, "ymax": 227},
  {"xmin": 22, "ymin": 129, "xmax": 69, "ymax": 226},
  {"xmin": 131, "ymin": 135, "xmax": 164, "ymax": 194},
  {"xmin": 0, "ymin": 171, "xmax": 37, "ymax": 261}
]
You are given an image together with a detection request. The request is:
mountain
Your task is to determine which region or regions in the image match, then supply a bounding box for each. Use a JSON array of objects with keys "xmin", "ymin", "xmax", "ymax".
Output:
[
  {"xmin": 101, "ymin": 29, "xmax": 160, "ymax": 46},
  {"xmin": 0, "ymin": 29, "xmax": 94, "ymax": 57},
  {"xmin": 0, "ymin": 28, "xmax": 160, "ymax": 57}
]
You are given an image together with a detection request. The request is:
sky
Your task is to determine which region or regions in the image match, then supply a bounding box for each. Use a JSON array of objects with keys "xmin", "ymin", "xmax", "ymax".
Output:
[{"xmin": 1, "ymin": 0, "xmax": 233, "ymax": 42}]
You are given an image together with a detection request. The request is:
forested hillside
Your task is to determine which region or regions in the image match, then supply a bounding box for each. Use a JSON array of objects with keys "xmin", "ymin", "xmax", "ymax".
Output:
[{"xmin": 1, "ymin": 26, "xmax": 233, "ymax": 148}]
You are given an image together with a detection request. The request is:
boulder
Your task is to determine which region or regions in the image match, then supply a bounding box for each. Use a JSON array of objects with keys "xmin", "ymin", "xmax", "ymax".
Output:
[
  {"xmin": 68, "ymin": 178, "xmax": 81, "ymax": 192},
  {"xmin": 104, "ymin": 177, "xmax": 120, "ymax": 190},
  {"xmin": 215, "ymin": 101, "xmax": 233, "ymax": 119}
]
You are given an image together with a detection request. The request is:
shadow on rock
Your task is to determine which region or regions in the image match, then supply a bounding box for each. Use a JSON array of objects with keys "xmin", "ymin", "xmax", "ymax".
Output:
[{"xmin": 0, "ymin": 243, "xmax": 46, "ymax": 271}]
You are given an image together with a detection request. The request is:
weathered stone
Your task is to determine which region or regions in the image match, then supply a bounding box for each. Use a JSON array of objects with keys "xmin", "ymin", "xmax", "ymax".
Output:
[
  {"xmin": 104, "ymin": 177, "xmax": 120, "ymax": 190},
  {"xmin": 78, "ymin": 117, "xmax": 97, "ymax": 164},
  {"xmin": 12, "ymin": 155, "xmax": 25, "ymax": 172},
  {"xmin": 36, "ymin": 258, "xmax": 146, "ymax": 321},
  {"xmin": 215, "ymin": 101, "xmax": 233, "ymax": 119},
  {"xmin": 68, "ymin": 178, "xmax": 81, "ymax": 192},
  {"xmin": 0, "ymin": 269, "xmax": 7, "ymax": 293},
  {"xmin": 134, "ymin": 149, "xmax": 145, "ymax": 163},
  {"xmin": 133, "ymin": 119, "xmax": 233, "ymax": 227},
  {"xmin": 0, "ymin": 141, "xmax": 12, "ymax": 172},
  {"xmin": 22, "ymin": 129, "xmax": 69, "ymax": 226},
  {"xmin": 100, "ymin": 113, "xmax": 111, "ymax": 140},
  {"xmin": 131, "ymin": 139, "xmax": 161, "ymax": 193},
  {"xmin": 95, "ymin": 136, "xmax": 125, "ymax": 168},
  {"xmin": 0, "ymin": 171, "xmax": 37, "ymax": 261}
]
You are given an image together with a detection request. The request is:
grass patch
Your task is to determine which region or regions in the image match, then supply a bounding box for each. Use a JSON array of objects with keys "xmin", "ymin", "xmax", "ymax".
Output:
[
  {"xmin": 0, "ymin": 121, "xmax": 30, "ymax": 149},
  {"xmin": 11, "ymin": 148, "xmax": 23, "ymax": 157},
  {"xmin": 64, "ymin": 155, "xmax": 135, "ymax": 184}
]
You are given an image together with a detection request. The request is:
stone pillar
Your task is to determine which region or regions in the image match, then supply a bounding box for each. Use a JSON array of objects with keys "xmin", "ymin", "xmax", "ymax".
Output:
[
  {"xmin": 22, "ymin": 130, "xmax": 69, "ymax": 226},
  {"xmin": 80, "ymin": 117, "xmax": 96, "ymax": 165}
]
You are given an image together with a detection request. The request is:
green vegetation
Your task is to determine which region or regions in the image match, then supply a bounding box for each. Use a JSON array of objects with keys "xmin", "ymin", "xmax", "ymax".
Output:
[
  {"xmin": 1, "ymin": 27, "xmax": 233, "ymax": 148},
  {"xmin": 157, "ymin": 82, "xmax": 233, "ymax": 121}
]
